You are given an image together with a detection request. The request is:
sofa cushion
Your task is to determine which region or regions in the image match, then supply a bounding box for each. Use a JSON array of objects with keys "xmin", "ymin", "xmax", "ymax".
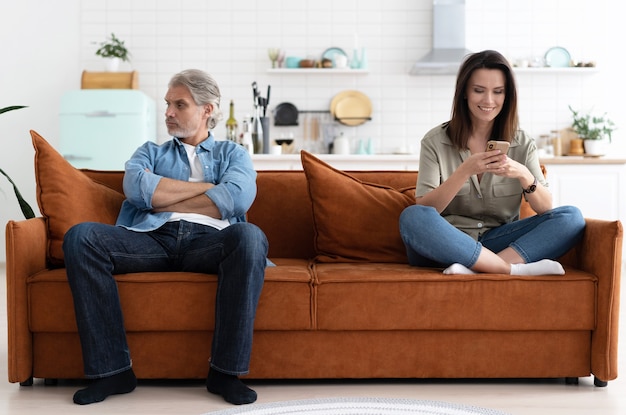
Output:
[
  {"xmin": 31, "ymin": 130, "xmax": 125, "ymax": 265},
  {"xmin": 313, "ymin": 262, "xmax": 597, "ymax": 331},
  {"xmin": 27, "ymin": 258, "xmax": 314, "ymax": 332},
  {"xmin": 301, "ymin": 151, "xmax": 415, "ymax": 263}
]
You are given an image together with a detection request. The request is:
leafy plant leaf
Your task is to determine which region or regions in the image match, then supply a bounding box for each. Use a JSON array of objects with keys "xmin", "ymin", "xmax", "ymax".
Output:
[
  {"xmin": 0, "ymin": 105, "xmax": 27, "ymax": 115},
  {"xmin": 0, "ymin": 168, "xmax": 35, "ymax": 219}
]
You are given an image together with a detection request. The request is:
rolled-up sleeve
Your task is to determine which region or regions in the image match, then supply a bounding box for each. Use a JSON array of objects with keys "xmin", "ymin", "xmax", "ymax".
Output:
[
  {"xmin": 122, "ymin": 143, "xmax": 163, "ymax": 210},
  {"xmin": 205, "ymin": 146, "xmax": 257, "ymax": 220}
]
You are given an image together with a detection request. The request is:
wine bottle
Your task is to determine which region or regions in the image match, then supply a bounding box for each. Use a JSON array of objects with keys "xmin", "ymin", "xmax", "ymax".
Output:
[{"xmin": 226, "ymin": 100, "xmax": 238, "ymax": 142}]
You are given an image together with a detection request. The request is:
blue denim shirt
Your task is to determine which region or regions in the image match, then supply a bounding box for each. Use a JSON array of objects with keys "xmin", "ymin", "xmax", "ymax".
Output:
[{"xmin": 116, "ymin": 133, "xmax": 257, "ymax": 232}]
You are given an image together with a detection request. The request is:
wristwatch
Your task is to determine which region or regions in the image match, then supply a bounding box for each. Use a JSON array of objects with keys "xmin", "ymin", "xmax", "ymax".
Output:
[{"xmin": 523, "ymin": 177, "xmax": 538, "ymax": 194}]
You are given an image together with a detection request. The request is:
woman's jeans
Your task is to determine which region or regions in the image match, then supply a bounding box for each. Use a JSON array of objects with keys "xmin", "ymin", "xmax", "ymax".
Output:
[
  {"xmin": 399, "ymin": 205, "xmax": 585, "ymax": 268},
  {"xmin": 63, "ymin": 220, "xmax": 268, "ymax": 379}
]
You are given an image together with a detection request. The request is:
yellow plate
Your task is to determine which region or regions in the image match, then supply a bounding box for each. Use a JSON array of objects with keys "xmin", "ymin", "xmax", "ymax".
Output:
[{"xmin": 330, "ymin": 90, "xmax": 372, "ymax": 126}]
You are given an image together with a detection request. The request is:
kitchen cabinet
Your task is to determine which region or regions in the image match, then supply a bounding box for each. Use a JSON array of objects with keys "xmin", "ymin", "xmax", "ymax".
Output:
[{"xmin": 540, "ymin": 157, "xmax": 626, "ymax": 224}]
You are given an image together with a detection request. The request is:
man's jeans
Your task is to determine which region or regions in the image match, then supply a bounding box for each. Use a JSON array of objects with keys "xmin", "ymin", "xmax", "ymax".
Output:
[
  {"xmin": 63, "ymin": 220, "xmax": 268, "ymax": 379},
  {"xmin": 399, "ymin": 205, "xmax": 586, "ymax": 268}
]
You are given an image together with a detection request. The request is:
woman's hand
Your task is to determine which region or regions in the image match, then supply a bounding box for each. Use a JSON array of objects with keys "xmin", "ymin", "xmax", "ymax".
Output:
[{"xmin": 463, "ymin": 149, "xmax": 508, "ymax": 177}]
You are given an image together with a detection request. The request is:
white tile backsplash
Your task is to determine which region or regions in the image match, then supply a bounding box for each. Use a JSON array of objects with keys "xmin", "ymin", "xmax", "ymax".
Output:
[{"xmin": 77, "ymin": 0, "xmax": 620, "ymax": 154}]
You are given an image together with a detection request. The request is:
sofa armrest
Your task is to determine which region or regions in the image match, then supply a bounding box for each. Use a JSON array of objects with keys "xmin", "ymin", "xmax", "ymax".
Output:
[
  {"xmin": 5, "ymin": 217, "xmax": 49, "ymax": 383},
  {"xmin": 569, "ymin": 219, "xmax": 623, "ymax": 382}
]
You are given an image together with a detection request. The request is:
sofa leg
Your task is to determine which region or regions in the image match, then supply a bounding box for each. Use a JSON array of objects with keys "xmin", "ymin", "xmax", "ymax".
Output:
[
  {"xmin": 44, "ymin": 378, "xmax": 58, "ymax": 386},
  {"xmin": 19, "ymin": 377, "xmax": 33, "ymax": 386},
  {"xmin": 594, "ymin": 376, "xmax": 608, "ymax": 387},
  {"xmin": 565, "ymin": 377, "xmax": 579, "ymax": 385}
]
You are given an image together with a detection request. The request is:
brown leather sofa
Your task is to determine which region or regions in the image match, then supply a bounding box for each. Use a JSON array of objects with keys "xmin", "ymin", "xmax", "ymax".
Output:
[{"xmin": 6, "ymin": 131, "xmax": 623, "ymax": 387}]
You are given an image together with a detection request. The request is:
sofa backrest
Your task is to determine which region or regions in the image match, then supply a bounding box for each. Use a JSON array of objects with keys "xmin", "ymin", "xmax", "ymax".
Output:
[
  {"xmin": 83, "ymin": 169, "xmax": 537, "ymax": 260},
  {"xmin": 248, "ymin": 170, "xmax": 419, "ymax": 259}
]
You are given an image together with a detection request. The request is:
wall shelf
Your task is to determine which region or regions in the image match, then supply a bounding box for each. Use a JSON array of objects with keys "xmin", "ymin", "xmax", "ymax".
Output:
[
  {"xmin": 267, "ymin": 68, "xmax": 368, "ymax": 74},
  {"xmin": 513, "ymin": 67, "xmax": 598, "ymax": 74}
]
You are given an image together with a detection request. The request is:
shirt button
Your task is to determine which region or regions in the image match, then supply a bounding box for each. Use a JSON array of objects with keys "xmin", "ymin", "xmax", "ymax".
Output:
[{"xmin": 477, "ymin": 222, "xmax": 483, "ymax": 228}]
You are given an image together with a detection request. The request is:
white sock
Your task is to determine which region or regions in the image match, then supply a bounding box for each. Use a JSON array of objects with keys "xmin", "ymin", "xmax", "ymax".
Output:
[
  {"xmin": 510, "ymin": 259, "xmax": 565, "ymax": 276},
  {"xmin": 443, "ymin": 263, "xmax": 476, "ymax": 275}
]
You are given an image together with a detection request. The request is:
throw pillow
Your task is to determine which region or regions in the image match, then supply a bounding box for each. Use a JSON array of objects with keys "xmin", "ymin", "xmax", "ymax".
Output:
[
  {"xmin": 300, "ymin": 151, "xmax": 415, "ymax": 263},
  {"xmin": 31, "ymin": 130, "xmax": 125, "ymax": 265}
]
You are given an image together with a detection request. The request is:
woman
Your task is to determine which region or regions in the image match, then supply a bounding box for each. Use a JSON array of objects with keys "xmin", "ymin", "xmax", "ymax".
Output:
[{"xmin": 399, "ymin": 50, "xmax": 585, "ymax": 275}]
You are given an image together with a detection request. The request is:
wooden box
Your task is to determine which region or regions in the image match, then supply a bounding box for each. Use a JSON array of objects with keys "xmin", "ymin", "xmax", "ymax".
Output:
[{"xmin": 81, "ymin": 70, "xmax": 139, "ymax": 89}]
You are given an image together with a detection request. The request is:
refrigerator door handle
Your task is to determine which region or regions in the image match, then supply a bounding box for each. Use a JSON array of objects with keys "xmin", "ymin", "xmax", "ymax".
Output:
[
  {"xmin": 63, "ymin": 154, "xmax": 93, "ymax": 161},
  {"xmin": 85, "ymin": 111, "xmax": 116, "ymax": 117}
]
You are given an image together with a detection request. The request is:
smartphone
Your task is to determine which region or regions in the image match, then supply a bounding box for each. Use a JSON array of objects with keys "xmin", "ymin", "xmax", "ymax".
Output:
[{"xmin": 486, "ymin": 140, "xmax": 510, "ymax": 154}]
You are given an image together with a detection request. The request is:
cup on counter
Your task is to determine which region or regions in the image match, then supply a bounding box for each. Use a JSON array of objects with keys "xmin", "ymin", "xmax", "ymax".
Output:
[
  {"xmin": 270, "ymin": 145, "xmax": 282, "ymax": 155},
  {"xmin": 334, "ymin": 53, "xmax": 348, "ymax": 69}
]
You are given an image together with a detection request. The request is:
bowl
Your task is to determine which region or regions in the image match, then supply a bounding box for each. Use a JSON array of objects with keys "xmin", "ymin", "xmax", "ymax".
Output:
[
  {"xmin": 285, "ymin": 57, "xmax": 302, "ymax": 68},
  {"xmin": 299, "ymin": 59, "xmax": 315, "ymax": 68}
]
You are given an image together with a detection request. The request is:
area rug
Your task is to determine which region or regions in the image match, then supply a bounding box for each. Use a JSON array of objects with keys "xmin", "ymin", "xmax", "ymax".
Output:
[{"xmin": 205, "ymin": 397, "xmax": 510, "ymax": 414}]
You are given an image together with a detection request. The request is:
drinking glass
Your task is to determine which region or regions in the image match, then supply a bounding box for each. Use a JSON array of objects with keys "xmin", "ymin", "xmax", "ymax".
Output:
[{"xmin": 268, "ymin": 48, "xmax": 280, "ymax": 68}]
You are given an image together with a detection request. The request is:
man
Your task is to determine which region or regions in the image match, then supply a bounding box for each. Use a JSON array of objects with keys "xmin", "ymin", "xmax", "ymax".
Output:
[{"xmin": 63, "ymin": 69, "xmax": 268, "ymax": 406}]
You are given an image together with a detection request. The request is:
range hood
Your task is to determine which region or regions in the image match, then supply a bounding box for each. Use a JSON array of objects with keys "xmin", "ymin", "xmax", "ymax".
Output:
[{"xmin": 410, "ymin": 0, "xmax": 472, "ymax": 75}]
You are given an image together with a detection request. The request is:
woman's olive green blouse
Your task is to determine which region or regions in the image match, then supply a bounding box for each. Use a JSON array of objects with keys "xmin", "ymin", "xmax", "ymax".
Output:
[{"xmin": 416, "ymin": 123, "xmax": 548, "ymax": 240}]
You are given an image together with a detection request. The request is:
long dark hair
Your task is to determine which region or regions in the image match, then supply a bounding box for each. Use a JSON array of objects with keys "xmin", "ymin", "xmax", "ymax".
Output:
[{"xmin": 447, "ymin": 50, "xmax": 519, "ymax": 149}]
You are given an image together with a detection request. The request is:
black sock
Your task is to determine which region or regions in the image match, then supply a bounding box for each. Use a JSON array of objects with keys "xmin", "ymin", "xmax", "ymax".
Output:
[
  {"xmin": 206, "ymin": 368, "xmax": 257, "ymax": 405},
  {"xmin": 73, "ymin": 368, "xmax": 137, "ymax": 405}
]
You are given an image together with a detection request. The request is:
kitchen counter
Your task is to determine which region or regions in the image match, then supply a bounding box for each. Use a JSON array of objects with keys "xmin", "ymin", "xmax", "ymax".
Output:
[
  {"xmin": 540, "ymin": 156, "xmax": 626, "ymax": 165},
  {"xmin": 252, "ymin": 153, "xmax": 626, "ymax": 171},
  {"xmin": 252, "ymin": 153, "xmax": 420, "ymax": 171}
]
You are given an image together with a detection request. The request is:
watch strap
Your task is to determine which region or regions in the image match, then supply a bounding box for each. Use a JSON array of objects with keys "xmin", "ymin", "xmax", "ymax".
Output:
[{"xmin": 523, "ymin": 177, "xmax": 538, "ymax": 194}]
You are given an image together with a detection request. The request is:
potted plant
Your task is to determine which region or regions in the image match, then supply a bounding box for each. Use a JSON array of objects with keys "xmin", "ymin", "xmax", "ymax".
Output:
[
  {"xmin": 95, "ymin": 33, "xmax": 131, "ymax": 72},
  {"xmin": 569, "ymin": 105, "xmax": 616, "ymax": 155},
  {"xmin": 1, "ymin": 105, "xmax": 35, "ymax": 219}
]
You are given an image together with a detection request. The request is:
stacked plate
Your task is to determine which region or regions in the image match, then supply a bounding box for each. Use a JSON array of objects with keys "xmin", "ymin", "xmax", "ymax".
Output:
[
  {"xmin": 330, "ymin": 90, "xmax": 372, "ymax": 126},
  {"xmin": 544, "ymin": 46, "xmax": 571, "ymax": 68}
]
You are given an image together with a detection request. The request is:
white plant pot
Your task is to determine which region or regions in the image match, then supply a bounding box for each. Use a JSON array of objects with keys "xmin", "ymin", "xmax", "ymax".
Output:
[
  {"xmin": 583, "ymin": 139, "xmax": 607, "ymax": 156},
  {"xmin": 105, "ymin": 57, "xmax": 121, "ymax": 72}
]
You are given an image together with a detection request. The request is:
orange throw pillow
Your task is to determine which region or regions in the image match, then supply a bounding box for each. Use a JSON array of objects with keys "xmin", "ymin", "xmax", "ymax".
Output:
[
  {"xmin": 31, "ymin": 130, "xmax": 125, "ymax": 266},
  {"xmin": 301, "ymin": 151, "xmax": 415, "ymax": 263}
]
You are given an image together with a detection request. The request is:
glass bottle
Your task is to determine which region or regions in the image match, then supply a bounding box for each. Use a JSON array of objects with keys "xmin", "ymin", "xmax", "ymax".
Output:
[
  {"xmin": 225, "ymin": 100, "xmax": 238, "ymax": 142},
  {"xmin": 240, "ymin": 114, "xmax": 253, "ymax": 156},
  {"xmin": 252, "ymin": 106, "xmax": 263, "ymax": 154}
]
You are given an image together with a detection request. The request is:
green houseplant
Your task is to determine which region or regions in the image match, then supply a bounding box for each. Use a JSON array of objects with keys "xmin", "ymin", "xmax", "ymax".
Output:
[
  {"xmin": 568, "ymin": 105, "xmax": 616, "ymax": 142},
  {"xmin": 95, "ymin": 32, "xmax": 131, "ymax": 62},
  {"xmin": 1, "ymin": 105, "xmax": 35, "ymax": 219},
  {"xmin": 95, "ymin": 33, "xmax": 131, "ymax": 71}
]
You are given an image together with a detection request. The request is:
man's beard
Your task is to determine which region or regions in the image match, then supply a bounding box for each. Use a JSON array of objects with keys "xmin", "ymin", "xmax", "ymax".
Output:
[{"xmin": 166, "ymin": 118, "xmax": 193, "ymax": 138}]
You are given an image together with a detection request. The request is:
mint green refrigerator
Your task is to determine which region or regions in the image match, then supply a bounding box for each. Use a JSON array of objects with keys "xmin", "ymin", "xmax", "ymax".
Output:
[{"xmin": 60, "ymin": 90, "xmax": 156, "ymax": 170}]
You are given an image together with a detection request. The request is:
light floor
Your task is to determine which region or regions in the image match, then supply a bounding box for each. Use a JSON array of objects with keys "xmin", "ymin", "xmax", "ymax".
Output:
[{"xmin": 2, "ymin": 262, "xmax": 625, "ymax": 415}]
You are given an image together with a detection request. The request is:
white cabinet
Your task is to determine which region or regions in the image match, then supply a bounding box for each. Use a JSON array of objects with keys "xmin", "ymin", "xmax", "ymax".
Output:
[{"xmin": 541, "ymin": 158, "xmax": 626, "ymax": 224}]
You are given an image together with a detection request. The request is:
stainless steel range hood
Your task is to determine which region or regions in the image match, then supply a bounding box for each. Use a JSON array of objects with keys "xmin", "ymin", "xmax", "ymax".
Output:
[{"xmin": 410, "ymin": 0, "xmax": 472, "ymax": 75}]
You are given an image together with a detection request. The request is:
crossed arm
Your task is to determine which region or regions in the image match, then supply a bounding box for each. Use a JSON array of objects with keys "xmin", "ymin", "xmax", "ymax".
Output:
[{"xmin": 150, "ymin": 176, "xmax": 221, "ymax": 218}]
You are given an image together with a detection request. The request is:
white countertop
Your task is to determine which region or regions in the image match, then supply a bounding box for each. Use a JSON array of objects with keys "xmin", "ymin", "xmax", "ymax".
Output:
[{"xmin": 251, "ymin": 153, "xmax": 626, "ymax": 170}]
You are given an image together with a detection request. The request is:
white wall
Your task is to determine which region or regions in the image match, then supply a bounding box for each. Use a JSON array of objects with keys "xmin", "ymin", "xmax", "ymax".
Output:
[{"xmin": 1, "ymin": 0, "xmax": 623, "ymax": 262}]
